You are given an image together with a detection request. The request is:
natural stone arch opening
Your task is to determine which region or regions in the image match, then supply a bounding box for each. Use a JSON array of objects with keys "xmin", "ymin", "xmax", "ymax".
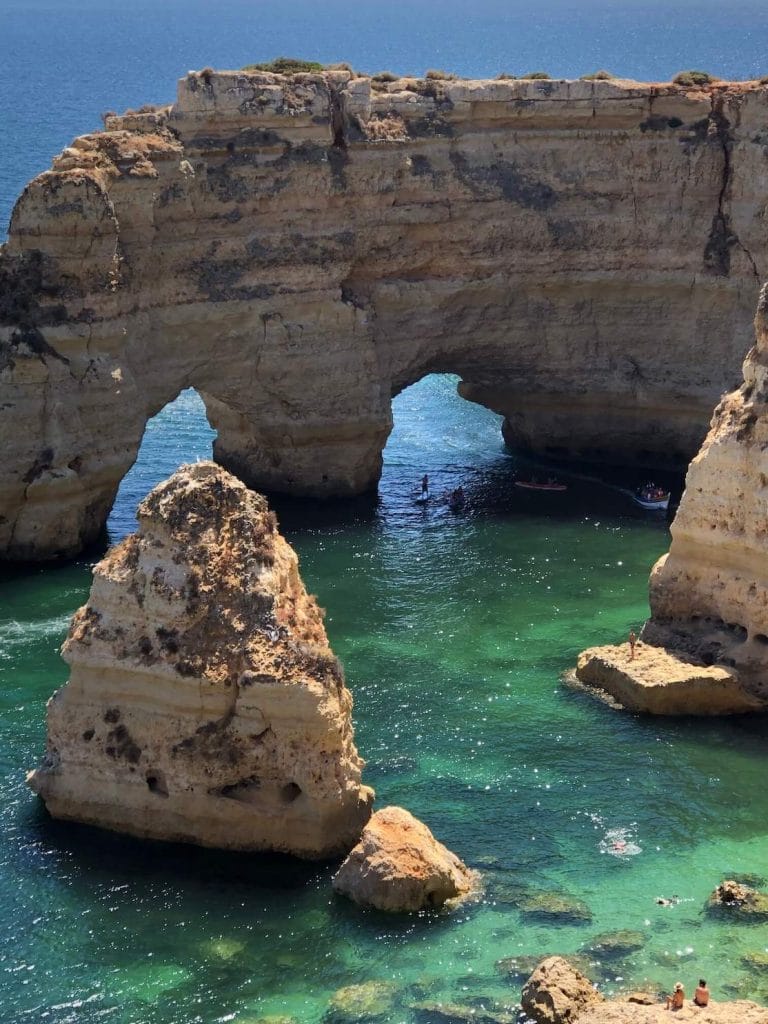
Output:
[
  {"xmin": 107, "ymin": 387, "xmax": 217, "ymax": 542},
  {"xmin": 2, "ymin": 68, "xmax": 767, "ymax": 561}
]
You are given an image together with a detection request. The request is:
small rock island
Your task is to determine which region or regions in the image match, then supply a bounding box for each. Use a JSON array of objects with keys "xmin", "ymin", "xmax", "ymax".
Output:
[{"xmin": 27, "ymin": 462, "xmax": 374, "ymax": 857}]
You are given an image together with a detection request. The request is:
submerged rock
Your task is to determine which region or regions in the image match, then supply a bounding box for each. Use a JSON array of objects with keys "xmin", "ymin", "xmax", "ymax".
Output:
[
  {"xmin": 332, "ymin": 806, "xmax": 477, "ymax": 912},
  {"xmin": 517, "ymin": 890, "xmax": 593, "ymax": 926},
  {"xmin": 521, "ymin": 956, "xmax": 603, "ymax": 1024},
  {"xmin": 324, "ymin": 981, "xmax": 398, "ymax": 1023},
  {"xmin": 579, "ymin": 929, "xmax": 646, "ymax": 959},
  {"xmin": 27, "ymin": 462, "xmax": 373, "ymax": 857},
  {"xmin": 411, "ymin": 1000, "xmax": 516, "ymax": 1024}
]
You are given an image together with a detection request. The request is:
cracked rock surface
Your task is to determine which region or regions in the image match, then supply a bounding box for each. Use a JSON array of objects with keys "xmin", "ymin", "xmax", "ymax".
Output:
[
  {"xmin": 576, "ymin": 281, "xmax": 768, "ymax": 712},
  {"xmin": 2, "ymin": 71, "xmax": 768, "ymax": 560},
  {"xmin": 26, "ymin": 461, "xmax": 374, "ymax": 857}
]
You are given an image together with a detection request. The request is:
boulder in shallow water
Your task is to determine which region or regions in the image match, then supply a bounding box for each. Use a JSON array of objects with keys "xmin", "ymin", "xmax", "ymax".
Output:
[
  {"xmin": 27, "ymin": 462, "xmax": 373, "ymax": 858},
  {"xmin": 521, "ymin": 956, "xmax": 603, "ymax": 1024},
  {"xmin": 411, "ymin": 1000, "xmax": 516, "ymax": 1024},
  {"xmin": 332, "ymin": 806, "xmax": 477, "ymax": 912}
]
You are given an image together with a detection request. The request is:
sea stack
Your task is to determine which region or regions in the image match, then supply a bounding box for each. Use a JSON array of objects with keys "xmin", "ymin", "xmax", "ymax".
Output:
[
  {"xmin": 27, "ymin": 462, "xmax": 373, "ymax": 857},
  {"xmin": 576, "ymin": 282, "xmax": 768, "ymax": 714}
]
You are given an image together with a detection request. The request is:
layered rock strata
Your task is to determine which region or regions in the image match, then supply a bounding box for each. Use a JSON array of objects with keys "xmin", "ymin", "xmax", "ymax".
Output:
[
  {"xmin": 27, "ymin": 461, "xmax": 373, "ymax": 857},
  {"xmin": 2, "ymin": 69, "xmax": 768, "ymax": 559},
  {"xmin": 576, "ymin": 283, "xmax": 768, "ymax": 713},
  {"xmin": 332, "ymin": 805, "xmax": 476, "ymax": 911}
]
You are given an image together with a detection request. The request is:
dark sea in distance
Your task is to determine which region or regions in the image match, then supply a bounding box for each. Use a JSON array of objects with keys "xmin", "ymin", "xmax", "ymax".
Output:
[{"xmin": 1, "ymin": 2, "xmax": 768, "ymax": 1022}]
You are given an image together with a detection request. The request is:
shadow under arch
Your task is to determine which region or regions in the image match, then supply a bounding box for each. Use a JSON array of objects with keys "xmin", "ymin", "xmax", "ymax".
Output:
[{"xmin": 107, "ymin": 387, "xmax": 217, "ymax": 543}]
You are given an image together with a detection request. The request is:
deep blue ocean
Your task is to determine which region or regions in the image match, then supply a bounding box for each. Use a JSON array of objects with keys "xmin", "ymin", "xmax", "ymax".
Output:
[{"xmin": 2, "ymin": 4, "xmax": 768, "ymax": 1022}]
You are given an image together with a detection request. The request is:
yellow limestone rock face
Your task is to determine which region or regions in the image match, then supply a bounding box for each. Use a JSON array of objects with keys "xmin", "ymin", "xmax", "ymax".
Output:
[
  {"xmin": 27, "ymin": 462, "xmax": 373, "ymax": 857},
  {"xmin": 332, "ymin": 805, "xmax": 477, "ymax": 912},
  {"xmin": 2, "ymin": 72, "xmax": 768, "ymax": 560},
  {"xmin": 576, "ymin": 282, "xmax": 768, "ymax": 714}
]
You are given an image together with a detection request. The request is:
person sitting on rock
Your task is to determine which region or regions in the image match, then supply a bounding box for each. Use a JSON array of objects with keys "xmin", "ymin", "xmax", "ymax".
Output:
[
  {"xmin": 665, "ymin": 982, "xmax": 685, "ymax": 1010},
  {"xmin": 694, "ymin": 979, "xmax": 710, "ymax": 1007}
]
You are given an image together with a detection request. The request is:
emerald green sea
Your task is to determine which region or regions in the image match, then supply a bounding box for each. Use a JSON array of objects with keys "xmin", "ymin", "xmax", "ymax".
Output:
[{"xmin": 1, "ymin": 376, "xmax": 767, "ymax": 1023}]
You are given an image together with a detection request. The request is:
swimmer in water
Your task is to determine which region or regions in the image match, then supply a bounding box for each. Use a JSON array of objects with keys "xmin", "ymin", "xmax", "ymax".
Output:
[{"xmin": 612, "ymin": 839, "xmax": 627, "ymax": 851}]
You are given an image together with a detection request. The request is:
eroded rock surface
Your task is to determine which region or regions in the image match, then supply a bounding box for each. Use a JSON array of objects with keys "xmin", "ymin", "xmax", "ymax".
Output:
[
  {"xmin": 520, "ymin": 958, "xmax": 768, "ymax": 1024},
  {"xmin": 26, "ymin": 461, "xmax": 373, "ymax": 857},
  {"xmin": 2, "ymin": 70, "xmax": 767, "ymax": 559},
  {"xmin": 521, "ymin": 956, "xmax": 603, "ymax": 1024},
  {"xmin": 575, "ymin": 282, "xmax": 768, "ymax": 713},
  {"xmin": 332, "ymin": 805, "xmax": 476, "ymax": 911}
]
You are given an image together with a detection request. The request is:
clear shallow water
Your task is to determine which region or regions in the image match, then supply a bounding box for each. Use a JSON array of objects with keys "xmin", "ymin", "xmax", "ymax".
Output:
[{"xmin": 2, "ymin": 378, "xmax": 768, "ymax": 1024}]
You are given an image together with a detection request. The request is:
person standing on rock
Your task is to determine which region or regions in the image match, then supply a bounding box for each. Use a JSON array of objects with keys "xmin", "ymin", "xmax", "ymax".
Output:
[
  {"xmin": 628, "ymin": 629, "xmax": 637, "ymax": 660},
  {"xmin": 421, "ymin": 474, "xmax": 430, "ymax": 499}
]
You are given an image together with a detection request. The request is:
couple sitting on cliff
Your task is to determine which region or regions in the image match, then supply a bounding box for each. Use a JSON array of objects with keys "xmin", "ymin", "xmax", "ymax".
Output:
[{"xmin": 665, "ymin": 979, "xmax": 710, "ymax": 1010}]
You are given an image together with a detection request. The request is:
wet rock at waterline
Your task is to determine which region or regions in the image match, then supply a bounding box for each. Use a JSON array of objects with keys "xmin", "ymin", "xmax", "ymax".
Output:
[
  {"xmin": 332, "ymin": 806, "xmax": 477, "ymax": 912},
  {"xmin": 573, "ymin": 644, "xmax": 761, "ymax": 715},
  {"xmin": 521, "ymin": 956, "xmax": 603, "ymax": 1024},
  {"xmin": 707, "ymin": 880, "xmax": 768, "ymax": 920},
  {"xmin": 575, "ymin": 282, "xmax": 768, "ymax": 716},
  {"xmin": 27, "ymin": 462, "xmax": 373, "ymax": 857}
]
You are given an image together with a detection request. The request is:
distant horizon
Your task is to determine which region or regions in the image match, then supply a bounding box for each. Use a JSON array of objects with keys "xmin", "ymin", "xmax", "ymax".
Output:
[{"xmin": 2, "ymin": 0, "xmax": 767, "ymax": 230}]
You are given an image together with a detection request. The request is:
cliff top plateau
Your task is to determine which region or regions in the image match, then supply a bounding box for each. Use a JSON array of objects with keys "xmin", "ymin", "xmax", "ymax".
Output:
[{"xmin": 2, "ymin": 65, "xmax": 767, "ymax": 559}]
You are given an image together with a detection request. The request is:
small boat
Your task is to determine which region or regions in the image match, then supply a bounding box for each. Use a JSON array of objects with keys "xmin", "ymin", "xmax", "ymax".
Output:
[
  {"xmin": 515, "ymin": 478, "xmax": 567, "ymax": 492},
  {"xmin": 633, "ymin": 483, "xmax": 670, "ymax": 510}
]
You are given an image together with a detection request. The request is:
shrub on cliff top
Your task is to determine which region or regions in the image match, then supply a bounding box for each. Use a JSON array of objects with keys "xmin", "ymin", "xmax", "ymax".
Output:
[
  {"xmin": 673, "ymin": 69, "xmax": 716, "ymax": 87},
  {"xmin": 520, "ymin": 71, "xmax": 551, "ymax": 80},
  {"xmin": 425, "ymin": 69, "xmax": 457, "ymax": 81},
  {"xmin": 242, "ymin": 57, "xmax": 324, "ymax": 74},
  {"xmin": 496, "ymin": 73, "xmax": 517, "ymax": 80},
  {"xmin": 580, "ymin": 70, "xmax": 615, "ymax": 80},
  {"xmin": 759, "ymin": 76, "xmax": 768, "ymax": 85},
  {"xmin": 372, "ymin": 71, "xmax": 398, "ymax": 83}
]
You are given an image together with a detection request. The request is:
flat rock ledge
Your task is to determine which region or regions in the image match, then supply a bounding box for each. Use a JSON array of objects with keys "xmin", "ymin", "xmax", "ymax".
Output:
[
  {"xmin": 521, "ymin": 957, "xmax": 768, "ymax": 1024},
  {"xmin": 573, "ymin": 643, "xmax": 762, "ymax": 715},
  {"xmin": 332, "ymin": 806, "xmax": 477, "ymax": 912},
  {"xmin": 27, "ymin": 462, "xmax": 373, "ymax": 858}
]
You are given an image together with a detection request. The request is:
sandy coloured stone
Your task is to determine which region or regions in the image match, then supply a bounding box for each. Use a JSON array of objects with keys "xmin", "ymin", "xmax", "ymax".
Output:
[
  {"xmin": 26, "ymin": 462, "xmax": 373, "ymax": 857},
  {"xmin": 332, "ymin": 805, "xmax": 476, "ymax": 912},
  {"xmin": 3, "ymin": 73, "xmax": 768, "ymax": 560}
]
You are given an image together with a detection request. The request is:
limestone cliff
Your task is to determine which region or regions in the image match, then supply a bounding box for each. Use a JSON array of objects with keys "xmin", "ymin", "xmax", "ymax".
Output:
[
  {"xmin": 2, "ymin": 69, "xmax": 767, "ymax": 559},
  {"xmin": 27, "ymin": 461, "xmax": 373, "ymax": 857},
  {"xmin": 576, "ymin": 283, "xmax": 768, "ymax": 712}
]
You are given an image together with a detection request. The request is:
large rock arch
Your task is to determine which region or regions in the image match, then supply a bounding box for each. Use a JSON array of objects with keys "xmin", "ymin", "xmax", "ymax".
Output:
[{"xmin": 1, "ymin": 69, "xmax": 767, "ymax": 560}]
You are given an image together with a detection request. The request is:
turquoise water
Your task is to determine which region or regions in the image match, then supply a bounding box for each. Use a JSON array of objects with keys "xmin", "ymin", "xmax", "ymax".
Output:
[
  {"xmin": 3, "ymin": 3, "xmax": 768, "ymax": 1019},
  {"xmin": 2, "ymin": 378, "xmax": 768, "ymax": 1023}
]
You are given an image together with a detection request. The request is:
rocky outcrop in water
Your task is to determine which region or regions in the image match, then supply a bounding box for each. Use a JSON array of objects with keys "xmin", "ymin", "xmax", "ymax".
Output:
[
  {"xmin": 2, "ymin": 69, "xmax": 767, "ymax": 560},
  {"xmin": 520, "ymin": 957, "xmax": 768, "ymax": 1024},
  {"xmin": 521, "ymin": 957, "xmax": 603, "ymax": 1024},
  {"xmin": 26, "ymin": 461, "xmax": 373, "ymax": 857},
  {"xmin": 332, "ymin": 805, "xmax": 476, "ymax": 911},
  {"xmin": 576, "ymin": 283, "xmax": 768, "ymax": 714}
]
